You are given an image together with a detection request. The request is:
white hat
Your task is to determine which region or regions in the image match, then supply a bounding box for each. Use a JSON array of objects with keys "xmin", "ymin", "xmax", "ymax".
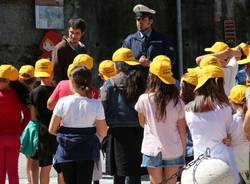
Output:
[{"xmin": 133, "ymin": 4, "xmax": 156, "ymax": 14}]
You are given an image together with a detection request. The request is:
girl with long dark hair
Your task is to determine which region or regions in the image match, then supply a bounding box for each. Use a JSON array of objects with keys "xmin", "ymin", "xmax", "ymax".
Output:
[
  {"xmin": 135, "ymin": 55, "xmax": 186, "ymax": 184},
  {"xmin": 101, "ymin": 48, "xmax": 146, "ymax": 184},
  {"xmin": 179, "ymin": 71, "xmax": 198, "ymax": 166}
]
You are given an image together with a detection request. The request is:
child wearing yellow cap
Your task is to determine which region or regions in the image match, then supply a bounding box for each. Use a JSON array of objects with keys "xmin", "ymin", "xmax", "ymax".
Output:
[
  {"xmin": 18, "ymin": 64, "xmax": 39, "ymax": 184},
  {"xmin": 197, "ymin": 41, "xmax": 241, "ymax": 63},
  {"xmin": 47, "ymin": 54, "xmax": 99, "ymax": 110},
  {"xmin": 49, "ymin": 65, "xmax": 107, "ymax": 184},
  {"xmin": 195, "ymin": 41, "xmax": 243, "ymax": 95},
  {"xmin": 0, "ymin": 64, "xmax": 30, "ymax": 184},
  {"xmin": 237, "ymin": 46, "xmax": 250, "ymax": 86},
  {"xmin": 19, "ymin": 65, "xmax": 36, "ymax": 91},
  {"xmin": 47, "ymin": 55, "xmax": 100, "ymax": 183},
  {"xmin": 185, "ymin": 65, "xmax": 240, "ymax": 183},
  {"xmin": 231, "ymin": 42, "xmax": 250, "ymax": 86},
  {"xmin": 97, "ymin": 60, "xmax": 116, "ymax": 99},
  {"xmin": 228, "ymin": 85, "xmax": 249, "ymax": 174},
  {"xmin": 29, "ymin": 59, "xmax": 57, "ymax": 184},
  {"xmin": 180, "ymin": 71, "xmax": 197, "ymax": 104},
  {"xmin": 98, "ymin": 60, "xmax": 116, "ymax": 81},
  {"xmin": 135, "ymin": 55, "xmax": 186, "ymax": 184},
  {"xmin": 100, "ymin": 48, "xmax": 147, "ymax": 183},
  {"xmin": 179, "ymin": 71, "xmax": 198, "ymax": 166}
]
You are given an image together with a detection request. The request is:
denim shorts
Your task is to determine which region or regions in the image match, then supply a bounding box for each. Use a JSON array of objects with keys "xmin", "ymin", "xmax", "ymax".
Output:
[{"xmin": 141, "ymin": 152, "xmax": 185, "ymax": 168}]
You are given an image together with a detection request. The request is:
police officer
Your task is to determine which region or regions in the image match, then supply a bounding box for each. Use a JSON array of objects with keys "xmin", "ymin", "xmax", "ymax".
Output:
[{"xmin": 123, "ymin": 4, "xmax": 176, "ymax": 76}]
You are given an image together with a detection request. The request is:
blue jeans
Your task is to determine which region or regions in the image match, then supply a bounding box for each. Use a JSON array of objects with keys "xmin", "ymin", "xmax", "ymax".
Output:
[{"xmin": 141, "ymin": 152, "xmax": 184, "ymax": 168}]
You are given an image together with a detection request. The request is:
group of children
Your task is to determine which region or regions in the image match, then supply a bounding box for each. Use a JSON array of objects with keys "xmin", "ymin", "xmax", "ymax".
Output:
[
  {"xmin": 181, "ymin": 41, "xmax": 250, "ymax": 184},
  {"xmin": 0, "ymin": 41, "xmax": 250, "ymax": 184}
]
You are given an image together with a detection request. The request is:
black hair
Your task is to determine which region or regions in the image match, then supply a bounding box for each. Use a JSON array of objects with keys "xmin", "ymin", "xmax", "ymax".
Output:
[
  {"xmin": 68, "ymin": 18, "xmax": 86, "ymax": 32},
  {"xmin": 19, "ymin": 78, "xmax": 36, "ymax": 91},
  {"xmin": 180, "ymin": 81, "xmax": 196, "ymax": 105},
  {"xmin": 10, "ymin": 81, "xmax": 30, "ymax": 105},
  {"xmin": 146, "ymin": 73, "xmax": 179, "ymax": 121},
  {"xmin": 115, "ymin": 61, "xmax": 146, "ymax": 103}
]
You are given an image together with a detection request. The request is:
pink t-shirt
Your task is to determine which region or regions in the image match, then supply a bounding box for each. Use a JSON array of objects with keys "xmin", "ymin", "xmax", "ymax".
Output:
[
  {"xmin": 50, "ymin": 80, "xmax": 72, "ymax": 101},
  {"xmin": 49, "ymin": 80, "xmax": 99, "ymax": 103},
  {"xmin": 135, "ymin": 93, "xmax": 185, "ymax": 159}
]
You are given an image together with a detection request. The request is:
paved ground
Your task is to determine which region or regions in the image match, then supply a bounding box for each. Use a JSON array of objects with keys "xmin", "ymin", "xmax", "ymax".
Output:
[{"xmin": 15, "ymin": 153, "xmax": 150, "ymax": 184}]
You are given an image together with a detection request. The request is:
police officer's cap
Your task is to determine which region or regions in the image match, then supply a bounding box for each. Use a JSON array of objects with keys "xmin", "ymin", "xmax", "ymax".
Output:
[{"xmin": 133, "ymin": 4, "xmax": 156, "ymax": 19}]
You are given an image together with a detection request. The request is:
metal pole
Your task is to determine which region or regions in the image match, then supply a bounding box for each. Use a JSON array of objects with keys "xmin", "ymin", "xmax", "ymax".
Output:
[{"xmin": 176, "ymin": 0, "xmax": 183, "ymax": 77}]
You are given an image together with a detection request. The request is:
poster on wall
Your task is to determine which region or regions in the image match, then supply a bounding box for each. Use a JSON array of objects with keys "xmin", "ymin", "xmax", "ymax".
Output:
[{"xmin": 35, "ymin": 0, "xmax": 64, "ymax": 29}]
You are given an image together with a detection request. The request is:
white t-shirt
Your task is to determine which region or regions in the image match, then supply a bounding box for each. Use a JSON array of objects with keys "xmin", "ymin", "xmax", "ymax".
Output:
[
  {"xmin": 231, "ymin": 112, "xmax": 248, "ymax": 146},
  {"xmin": 185, "ymin": 105, "xmax": 239, "ymax": 183},
  {"xmin": 135, "ymin": 93, "xmax": 185, "ymax": 159},
  {"xmin": 231, "ymin": 112, "xmax": 249, "ymax": 172},
  {"xmin": 53, "ymin": 95, "xmax": 105, "ymax": 128},
  {"xmin": 223, "ymin": 57, "xmax": 238, "ymax": 96}
]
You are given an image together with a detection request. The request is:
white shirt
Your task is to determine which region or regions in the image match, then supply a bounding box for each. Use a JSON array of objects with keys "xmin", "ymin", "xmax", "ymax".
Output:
[
  {"xmin": 223, "ymin": 57, "xmax": 238, "ymax": 96},
  {"xmin": 231, "ymin": 112, "xmax": 248, "ymax": 146},
  {"xmin": 185, "ymin": 105, "xmax": 239, "ymax": 183},
  {"xmin": 231, "ymin": 112, "xmax": 249, "ymax": 171},
  {"xmin": 53, "ymin": 95, "xmax": 105, "ymax": 128}
]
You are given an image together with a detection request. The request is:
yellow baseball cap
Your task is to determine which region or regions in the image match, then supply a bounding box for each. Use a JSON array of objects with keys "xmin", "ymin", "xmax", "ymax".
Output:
[
  {"xmin": 67, "ymin": 63, "xmax": 76, "ymax": 78},
  {"xmin": 233, "ymin": 42, "xmax": 250, "ymax": 56},
  {"xmin": 181, "ymin": 71, "xmax": 198, "ymax": 86},
  {"xmin": 228, "ymin": 85, "xmax": 247, "ymax": 104},
  {"xmin": 19, "ymin": 65, "xmax": 35, "ymax": 80},
  {"xmin": 98, "ymin": 60, "xmax": 116, "ymax": 80},
  {"xmin": 67, "ymin": 63, "xmax": 88, "ymax": 78},
  {"xmin": 34, "ymin": 59, "xmax": 53, "ymax": 78},
  {"xmin": 195, "ymin": 65, "xmax": 224, "ymax": 91},
  {"xmin": 199, "ymin": 55, "xmax": 221, "ymax": 68},
  {"xmin": 204, "ymin": 42, "xmax": 229, "ymax": 53},
  {"xmin": 238, "ymin": 54, "xmax": 250, "ymax": 65},
  {"xmin": 0, "ymin": 65, "xmax": 19, "ymax": 81},
  {"xmin": 112, "ymin": 48, "xmax": 140, "ymax": 65},
  {"xmin": 149, "ymin": 55, "xmax": 175, "ymax": 84},
  {"xmin": 73, "ymin": 54, "xmax": 94, "ymax": 70},
  {"xmin": 187, "ymin": 66, "xmax": 200, "ymax": 73}
]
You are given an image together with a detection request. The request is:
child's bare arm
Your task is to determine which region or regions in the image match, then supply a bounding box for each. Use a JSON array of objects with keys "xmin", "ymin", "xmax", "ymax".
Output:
[
  {"xmin": 177, "ymin": 118, "xmax": 187, "ymax": 158},
  {"xmin": 30, "ymin": 105, "xmax": 37, "ymax": 120},
  {"xmin": 96, "ymin": 119, "xmax": 107, "ymax": 138},
  {"xmin": 47, "ymin": 97, "xmax": 57, "ymax": 110},
  {"xmin": 49, "ymin": 114, "xmax": 61, "ymax": 135},
  {"xmin": 196, "ymin": 49, "xmax": 232, "ymax": 66},
  {"xmin": 222, "ymin": 134, "xmax": 231, "ymax": 146},
  {"xmin": 243, "ymin": 99, "xmax": 250, "ymax": 140},
  {"xmin": 138, "ymin": 112, "xmax": 145, "ymax": 128}
]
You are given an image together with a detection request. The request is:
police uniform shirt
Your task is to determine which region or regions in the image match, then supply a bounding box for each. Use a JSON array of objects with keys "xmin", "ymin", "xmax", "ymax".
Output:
[{"xmin": 122, "ymin": 29, "xmax": 173, "ymax": 61}]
